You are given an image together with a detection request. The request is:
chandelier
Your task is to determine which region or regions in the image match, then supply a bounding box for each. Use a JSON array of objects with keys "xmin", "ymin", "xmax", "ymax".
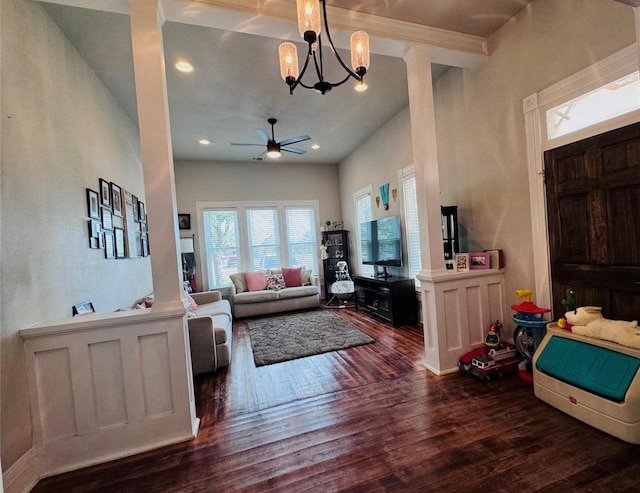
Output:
[{"xmin": 278, "ymin": 0, "xmax": 370, "ymax": 95}]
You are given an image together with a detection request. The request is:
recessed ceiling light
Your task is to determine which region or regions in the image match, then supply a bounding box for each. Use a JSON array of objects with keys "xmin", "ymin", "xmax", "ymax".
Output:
[
  {"xmin": 311, "ymin": 143, "xmax": 320, "ymax": 150},
  {"xmin": 198, "ymin": 139, "xmax": 210, "ymax": 145},
  {"xmin": 175, "ymin": 60, "xmax": 194, "ymax": 73}
]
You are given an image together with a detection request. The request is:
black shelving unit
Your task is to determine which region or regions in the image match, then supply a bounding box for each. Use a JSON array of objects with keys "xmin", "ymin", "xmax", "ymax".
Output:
[
  {"xmin": 353, "ymin": 275, "xmax": 417, "ymax": 327},
  {"xmin": 321, "ymin": 230, "xmax": 350, "ymax": 299}
]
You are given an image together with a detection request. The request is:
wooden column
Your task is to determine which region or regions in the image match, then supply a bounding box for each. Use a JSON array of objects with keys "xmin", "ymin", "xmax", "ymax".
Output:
[{"xmin": 128, "ymin": 0, "xmax": 183, "ymax": 309}]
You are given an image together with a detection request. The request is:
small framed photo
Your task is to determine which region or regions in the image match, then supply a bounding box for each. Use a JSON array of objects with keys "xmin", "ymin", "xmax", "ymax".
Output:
[
  {"xmin": 455, "ymin": 253, "xmax": 469, "ymax": 272},
  {"xmin": 132, "ymin": 195, "xmax": 140, "ymax": 222},
  {"xmin": 469, "ymin": 252, "xmax": 490, "ymax": 270},
  {"xmin": 141, "ymin": 234, "xmax": 150, "ymax": 257},
  {"xmin": 138, "ymin": 201, "xmax": 145, "ymax": 222},
  {"xmin": 87, "ymin": 188, "xmax": 100, "ymax": 219},
  {"xmin": 99, "ymin": 178, "xmax": 111, "ymax": 208},
  {"xmin": 73, "ymin": 300, "xmax": 95, "ymax": 316},
  {"xmin": 114, "ymin": 227, "xmax": 126, "ymax": 259},
  {"xmin": 104, "ymin": 232, "xmax": 115, "ymax": 259},
  {"xmin": 178, "ymin": 213, "xmax": 191, "ymax": 230},
  {"xmin": 111, "ymin": 183, "xmax": 123, "ymax": 217},
  {"xmin": 101, "ymin": 207, "xmax": 113, "ymax": 231},
  {"xmin": 333, "ymin": 221, "xmax": 344, "ymax": 231},
  {"xmin": 88, "ymin": 219, "xmax": 101, "ymax": 238}
]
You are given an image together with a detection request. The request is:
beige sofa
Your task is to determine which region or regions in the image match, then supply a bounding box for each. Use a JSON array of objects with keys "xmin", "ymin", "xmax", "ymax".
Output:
[
  {"xmin": 229, "ymin": 268, "xmax": 320, "ymax": 318},
  {"xmin": 187, "ymin": 291, "xmax": 233, "ymax": 374}
]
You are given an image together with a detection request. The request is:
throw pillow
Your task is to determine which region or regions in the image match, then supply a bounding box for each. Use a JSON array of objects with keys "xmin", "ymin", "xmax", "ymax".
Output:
[
  {"xmin": 245, "ymin": 271, "xmax": 267, "ymax": 292},
  {"xmin": 301, "ymin": 269, "xmax": 312, "ymax": 286},
  {"xmin": 282, "ymin": 267, "xmax": 302, "ymax": 287},
  {"xmin": 266, "ymin": 273, "xmax": 287, "ymax": 291},
  {"xmin": 229, "ymin": 272, "xmax": 247, "ymax": 294}
]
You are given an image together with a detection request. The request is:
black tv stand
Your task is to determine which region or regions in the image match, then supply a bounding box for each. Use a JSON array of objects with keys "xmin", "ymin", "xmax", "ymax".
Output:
[{"xmin": 353, "ymin": 275, "xmax": 417, "ymax": 327}]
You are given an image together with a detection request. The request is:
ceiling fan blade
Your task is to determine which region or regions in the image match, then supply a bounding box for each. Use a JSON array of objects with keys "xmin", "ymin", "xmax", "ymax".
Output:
[
  {"xmin": 279, "ymin": 135, "xmax": 310, "ymax": 146},
  {"xmin": 282, "ymin": 146, "xmax": 306, "ymax": 155},
  {"xmin": 230, "ymin": 142, "xmax": 265, "ymax": 147},
  {"xmin": 255, "ymin": 129, "xmax": 270, "ymax": 143}
]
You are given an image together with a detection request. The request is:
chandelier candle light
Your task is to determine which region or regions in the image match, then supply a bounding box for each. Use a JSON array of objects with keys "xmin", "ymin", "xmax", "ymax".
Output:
[{"xmin": 278, "ymin": 0, "xmax": 370, "ymax": 95}]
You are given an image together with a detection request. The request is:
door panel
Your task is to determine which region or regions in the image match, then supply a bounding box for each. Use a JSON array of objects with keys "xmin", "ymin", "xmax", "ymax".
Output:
[{"xmin": 545, "ymin": 122, "xmax": 640, "ymax": 321}]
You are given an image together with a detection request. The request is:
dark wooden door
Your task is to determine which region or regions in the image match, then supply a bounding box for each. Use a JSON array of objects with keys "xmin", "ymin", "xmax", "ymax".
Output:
[{"xmin": 545, "ymin": 122, "xmax": 640, "ymax": 321}]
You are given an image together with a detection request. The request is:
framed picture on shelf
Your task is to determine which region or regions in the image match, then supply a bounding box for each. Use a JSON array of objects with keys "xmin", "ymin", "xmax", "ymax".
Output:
[
  {"xmin": 114, "ymin": 227, "xmax": 126, "ymax": 259},
  {"xmin": 469, "ymin": 252, "xmax": 490, "ymax": 270},
  {"xmin": 111, "ymin": 183, "xmax": 123, "ymax": 217},
  {"xmin": 72, "ymin": 301, "xmax": 95, "ymax": 316},
  {"xmin": 178, "ymin": 213, "xmax": 191, "ymax": 230},
  {"xmin": 99, "ymin": 178, "xmax": 111, "ymax": 208},
  {"xmin": 87, "ymin": 188, "xmax": 100, "ymax": 219},
  {"xmin": 455, "ymin": 253, "xmax": 469, "ymax": 272},
  {"xmin": 333, "ymin": 221, "xmax": 343, "ymax": 231}
]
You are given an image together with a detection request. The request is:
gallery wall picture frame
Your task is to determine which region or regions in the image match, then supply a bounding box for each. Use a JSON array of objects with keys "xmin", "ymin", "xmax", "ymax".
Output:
[
  {"xmin": 178, "ymin": 213, "xmax": 191, "ymax": 230},
  {"xmin": 101, "ymin": 207, "xmax": 113, "ymax": 231},
  {"xmin": 88, "ymin": 219, "xmax": 101, "ymax": 238},
  {"xmin": 114, "ymin": 227, "xmax": 126, "ymax": 259},
  {"xmin": 132, "ymin": 195, "xmax": 140, "ymax": 223},
  {"xmin": 87, "ymin": 188, "xmax": 100, "ymax": 219},
  {"xmin": 469, "ymin": 252, "xmax": 490, "ymax": 270},
  {"xmin": 455, "ymin": 253, "xmax": 470, "ymax": 272},
  {"xmin": 111, "ymin": 183, "xmax": 123, "ymax": 217},
  {"xmin": 138, "ymin": 201, "xmax": 145, "ymax": 222},
  {"xmin": 104, "ymin": 232, "xmax": 115, "ymax": 259},
  {"xmin": 99, "ymin": 178, "xmax": 111, "ymax": 208}
]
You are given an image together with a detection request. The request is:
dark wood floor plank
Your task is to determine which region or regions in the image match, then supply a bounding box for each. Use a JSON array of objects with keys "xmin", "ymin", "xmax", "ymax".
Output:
[{"xmin": 32, "ymin": 307, "xmax": 640, "ymax": 493}]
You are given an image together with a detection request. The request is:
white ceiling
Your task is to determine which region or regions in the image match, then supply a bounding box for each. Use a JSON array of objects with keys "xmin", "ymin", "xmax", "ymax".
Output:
[{"xmin": 41, "ymin": 0, "xmax": 534, "ymax": 164}]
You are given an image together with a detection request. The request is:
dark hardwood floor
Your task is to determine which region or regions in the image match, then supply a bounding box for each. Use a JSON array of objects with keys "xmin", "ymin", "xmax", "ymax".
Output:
[{"xmin": 33, "ymin": 307, "xmax": 640, "ymax": 492}]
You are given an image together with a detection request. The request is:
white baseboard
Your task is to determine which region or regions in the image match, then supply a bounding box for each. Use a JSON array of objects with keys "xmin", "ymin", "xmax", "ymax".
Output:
[{"xmin": 4, "ymin": 448, "xmax": 39, "ymax": 493}]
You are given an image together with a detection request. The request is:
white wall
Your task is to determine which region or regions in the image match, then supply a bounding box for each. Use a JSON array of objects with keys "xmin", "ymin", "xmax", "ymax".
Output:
[
  {"xmin": 338, "ymin": 0, "xmax": 636, "ymax": 322},
  {"xmin": 1, "ymin": 0, "xmax": 152, "ymax": 470}
]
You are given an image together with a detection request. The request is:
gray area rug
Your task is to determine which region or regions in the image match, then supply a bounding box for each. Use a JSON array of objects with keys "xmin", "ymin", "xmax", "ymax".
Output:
[{"xmin": 248, "ymin": 310, "xmax": 375, "ymax": 367}]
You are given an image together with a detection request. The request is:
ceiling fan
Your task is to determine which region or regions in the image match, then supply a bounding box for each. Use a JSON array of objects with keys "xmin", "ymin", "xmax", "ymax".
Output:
[{"xmin": 230, "ymin": 118, "xmax": 310, "ymax": 158}]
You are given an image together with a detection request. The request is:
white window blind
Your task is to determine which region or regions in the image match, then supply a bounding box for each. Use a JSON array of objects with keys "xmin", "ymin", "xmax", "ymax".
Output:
[
  {"xmin": 286, "ymin": 206, "xmax": 317, "ymax": 269},
  {"xmin": 203, "ymin": 209, "xmax": 239, "ymax": 290},
  {"xmin": 401, "ymin": 173, "xmax": 421, "ymax": 285},
  {"xmin": 247, "ymin": 207, "xmax": 279, "ymax": 270},
  {"xmin": 355, "ymin": 189, "xmax": 374, "ymax": 276}
]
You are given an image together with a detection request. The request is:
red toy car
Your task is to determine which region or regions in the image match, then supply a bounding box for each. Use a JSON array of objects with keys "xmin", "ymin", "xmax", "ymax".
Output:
[{"xmin": 468, "ymin": 343, "xmax": 521, "ymax": 381}]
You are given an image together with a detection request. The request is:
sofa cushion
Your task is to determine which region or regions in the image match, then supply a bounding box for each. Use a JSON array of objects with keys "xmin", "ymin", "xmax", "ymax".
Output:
[
  {"xmin": 233, "ymin": 290, "xmax": 279, "ymax": 304},
  {"xmin": 196, "ymin": 299, "xmax": 232, "ymax": 320},
  {"xmin": 245, "ymin": 271, "xmax": 267, "ymax": 292},
  {"xmin": 282, "ymin": 267, "xmax": 302, "ymax": 287},
  {"xmin": 266, "ymin": 273, "xmax": 286, "ymax": 291},
  {"xmin": 230, "ymin": 273, "xmax": 247, "ymax": 294},
  {"xmin": 301, "ymin": 269, "xmax": 312, "ymax": 286},
  {"xmin": 278, "ymin": 285, "xmax": 320, "ymax": 300}
]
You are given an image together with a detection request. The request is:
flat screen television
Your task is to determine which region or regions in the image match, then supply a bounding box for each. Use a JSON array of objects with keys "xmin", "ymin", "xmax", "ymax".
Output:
[{"xmin": 360, "ymin": 216, "xmax": 403, "ymax": 268}]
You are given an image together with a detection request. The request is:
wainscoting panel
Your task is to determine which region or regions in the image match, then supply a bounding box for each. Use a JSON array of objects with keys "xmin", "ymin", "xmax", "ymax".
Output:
[
  {"xmin": 34, "ymin": 347, "xmax": 77, "ymax": 442},
  {"xmin": 139, "ymin": 332, "xmax": 174, "ymax": 419},
  {"xmin": 89, "ymin": 340, "xmax": 128, "ymax": 430},
  {"xmin": 20, "ymin": 306, "xmax": 199, "ymax": 480},
  {"xmin": 419, "ymin": 269, "xmax": 506, "ymax": 374}
]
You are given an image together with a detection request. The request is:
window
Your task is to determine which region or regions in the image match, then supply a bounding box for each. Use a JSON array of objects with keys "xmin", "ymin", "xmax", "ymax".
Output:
[
  {"xmin": 354, "ymin": 186, "xmax": 374, "ymax": 276},
  {"xmin": 247, "ymin": 207, "xmax": 280, "ymax": 270},
  {"xmin": 199, "ymin": 201, "xmax": 319, "ymax": 290},
  {"xmin": 546, "ymin": 71, "xmax": 639, "ymax": 140},
  {"xmin": 202, "ymin": 209, "xmax": 239, "ymax": 290},
  {"xmin": 400, "ymin": 166, "xmax": 421, "ymax": 285}
]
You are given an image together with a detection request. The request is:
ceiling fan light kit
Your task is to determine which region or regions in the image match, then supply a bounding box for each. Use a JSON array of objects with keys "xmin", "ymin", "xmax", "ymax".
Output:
[
  {"xmin": 278, "ymin": 0, "xmax": 370, "ymax": 95},
  {"xmin": 230, "ymin": 118, "xmax": 310, "ymax": 159}
]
